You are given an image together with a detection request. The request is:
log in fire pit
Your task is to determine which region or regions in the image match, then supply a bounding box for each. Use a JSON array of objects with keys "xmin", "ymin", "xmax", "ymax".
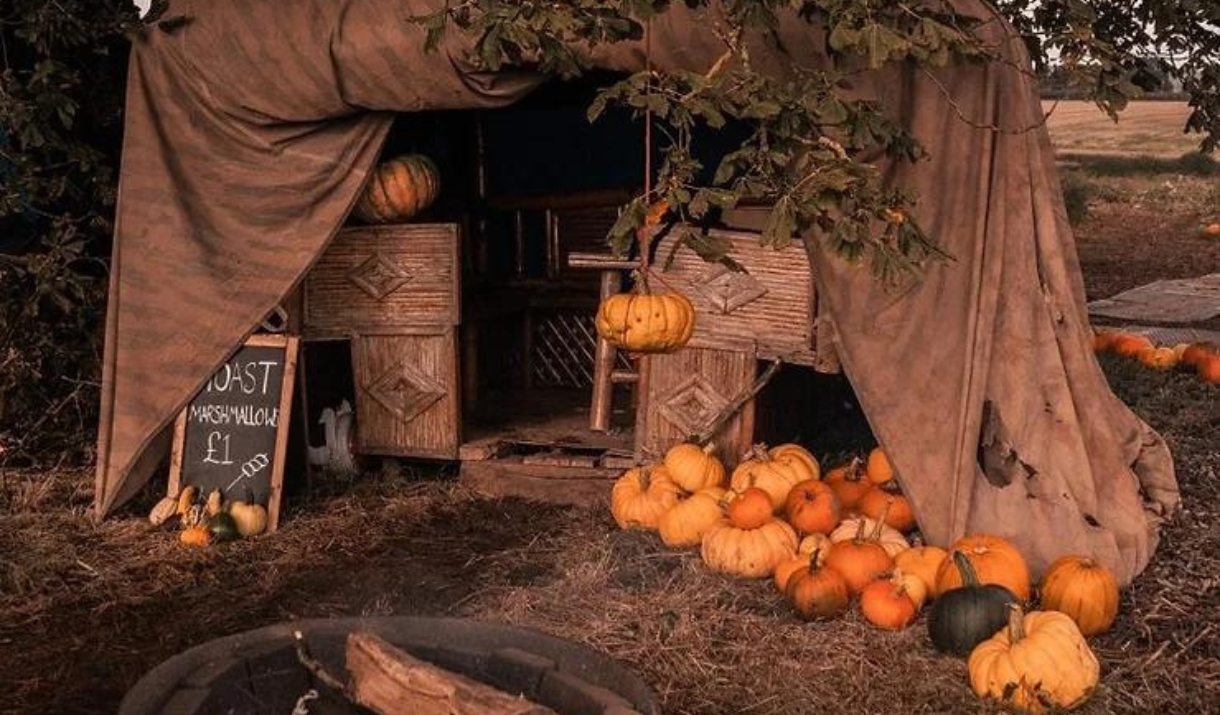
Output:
[{"xmin": 120, "ymin": 616, "xmax": 660, "ymax": 715}]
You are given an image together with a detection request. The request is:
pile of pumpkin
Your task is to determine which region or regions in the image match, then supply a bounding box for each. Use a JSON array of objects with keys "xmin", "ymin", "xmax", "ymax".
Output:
[
  {"xmin": 147, "ymin": 485, "xmax": 269, "ymax": 546},
  {"xmin": 1093, "ymin": 329, "xmax": 1219, "ymax": 384},
  {"xmin": 610, "ymin": 443, "xmax": 1117, "ymax": 714}
]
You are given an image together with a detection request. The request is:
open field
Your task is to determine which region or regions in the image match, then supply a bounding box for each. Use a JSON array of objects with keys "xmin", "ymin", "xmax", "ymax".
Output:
[
  {"xmin": 2, "ymin": 103, "xmax": 1218, "ymax": 714},
  {"xmin": 1044, "ymin": 100, "xmax": 1203, "ymax": 158}
]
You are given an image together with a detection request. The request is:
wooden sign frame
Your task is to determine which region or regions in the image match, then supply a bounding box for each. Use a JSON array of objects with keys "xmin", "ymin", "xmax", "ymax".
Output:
[{"xmin": 168, "ymin": 334, "xmax": 299, "ymax": 533}]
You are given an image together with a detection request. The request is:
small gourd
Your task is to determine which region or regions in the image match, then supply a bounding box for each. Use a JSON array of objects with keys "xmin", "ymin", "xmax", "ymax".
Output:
[
  {"xmin": 180, "ymin": 525, "xmax": 212, "ymax": 547},
  {"xmin": 227, "ymin": 501, "xmax": 270, "ymax": 537}
]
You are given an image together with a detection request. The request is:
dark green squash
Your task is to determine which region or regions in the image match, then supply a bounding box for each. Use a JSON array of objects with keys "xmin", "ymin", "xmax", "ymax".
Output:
[
  {"xmin": 927, "ymin": 550, "xmax": 1018, "ymax": 657},
  {"xmin": 208, "ymin": 512, "xmax": 241, "ymax": 542}
]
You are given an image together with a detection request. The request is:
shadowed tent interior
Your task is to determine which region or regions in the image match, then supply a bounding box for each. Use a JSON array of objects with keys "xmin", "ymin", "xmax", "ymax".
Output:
[{"xmin": 94, "ymin": 0, "xmax": 1177, "ymax": 585}]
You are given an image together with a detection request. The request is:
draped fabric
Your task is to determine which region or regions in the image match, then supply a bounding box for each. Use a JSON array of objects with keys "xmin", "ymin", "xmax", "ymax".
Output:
[{"xmin": 96, "ymin": 0, "xmax": 1177, "ymax": 585}]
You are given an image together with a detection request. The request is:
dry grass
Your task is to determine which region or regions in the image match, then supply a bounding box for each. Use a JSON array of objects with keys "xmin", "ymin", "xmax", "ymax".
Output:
[
  {"xmin": 1044, "ymin": 101, "xmax": 1203, "ymax": 158},
  {"xmin": 1, "ymin": 100, "xmax": 1216, "ymax": 715},
  {"xmin": 1, "ymin": 354, "xmax": 1217, "ymax": 715}
]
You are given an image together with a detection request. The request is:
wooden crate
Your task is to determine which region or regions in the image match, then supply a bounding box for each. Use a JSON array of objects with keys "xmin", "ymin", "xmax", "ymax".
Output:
[
  {"xmin": 648, "ymin": 229, "xmax": 816, "ymax": 365},
  {"xmin": 351, "ymin": 329, "xmax": 460, "ymax": 459},
  {"xmin": 635, "ymin": 347, "xmax": 756, "ymax": 466},
  {"xmin": 303, "ymin": 224, "xmax": 460, "ymax": 337}
]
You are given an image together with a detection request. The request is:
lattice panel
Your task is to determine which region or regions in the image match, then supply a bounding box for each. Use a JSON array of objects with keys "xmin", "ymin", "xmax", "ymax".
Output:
[{"xmin": 532, "ymin": 311, "xmax": 632, "ymax": 389}]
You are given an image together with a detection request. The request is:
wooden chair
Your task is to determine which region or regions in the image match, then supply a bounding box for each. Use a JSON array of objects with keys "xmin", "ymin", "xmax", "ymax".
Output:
[{"xmin": 566, "ymin": 252, "xmax": 641, "ymax": 432}]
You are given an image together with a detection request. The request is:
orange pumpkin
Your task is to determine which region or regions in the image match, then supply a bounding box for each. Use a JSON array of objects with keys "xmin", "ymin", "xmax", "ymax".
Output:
[
  {"xmin": 179, "ymin": 525, "xmax": 212, "ymax": 547},
  {"xmin": 657, "ymin": 487, "xmax": 727, "ymax": 548},
  {"xmin": 860, "ymin": 578, "xmax": 918, "ymax": 630},
  {"xmin": 353, "ymin": 154, "xmax": 441, "ymax": 223},
  {"xmin": 595, "ymin": 291, "xmax": 696, "ymax": 354},
  {"xmin": 726, "ymin": 487, "xmax": 774, "ymax": 530},
  {"xmin": 934, "ymin": 534, "xmax": 1031, "ymax": 602},
  {"xmin": 1136, "ymin": 346, "xmax": 1177, "ymax": 371},
  {"xmin": 1201, "ymin": 222, "xmax": 1220, "ymax": 237},
  {"xmin": 1039, "ymin": 555, "xmax": 1120, "ymax": 636},
  {"xmin": 824, "ymin": 458, "xmax": 872, "ymax": 510},
  {"xmin": 823, "ymin": 518, "xmax": 895, "ymax": 595},
  {"xmin": 866, "ymin": 447, "xmax": 894, "ymax": 485},
  {"xmin": 1180, "ymin": 342, "xmax": 1217, "ymax": 368},
  {"xmin": 610, "ymin": 465, "xmax": 683, "ymax": 530},
  {"xmin": 768, "ymin": 443, "xmax": 821, "ymax": 481},
  {"xmin": 1198, "ymin": 354, "xmax": 1220, "ymax": 384},
  {"xmin": 858, "ymin": 488, "xmax": 917, "ymax": 532},
  {"xmin": 785, "ymin": 560, "xmax": 850, "ymax": 620},
  {"xmin": 662, "ymin": 442, "xmax": 726, "ymax": 492},
  {"xmin": 730, "ymin": 446, "xmax": 807, "ymax": 510},
  {"xmin": 894, "ymin": 544, "xmax": 949, "ymax": 598},
  {"xmin": 1111, "ymin": 333, "xmax": 1155, "ymax": 358},
  {"xmin": 784, "ymin": 479, "xmax": 841, "ymax": 535},
  {"xmin": 772, "ymin": 535, "xmax": 832, "ymax": 592}
]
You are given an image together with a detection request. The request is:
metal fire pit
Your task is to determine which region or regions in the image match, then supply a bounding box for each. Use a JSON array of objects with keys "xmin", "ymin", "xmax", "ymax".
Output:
[{"xmin": 120, "ymin": 617, "xmax": 660, "ymax": 715}]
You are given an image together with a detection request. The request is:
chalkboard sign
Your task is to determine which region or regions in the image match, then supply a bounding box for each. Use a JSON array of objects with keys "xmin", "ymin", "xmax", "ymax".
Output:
[{"xmin": 169, "ymin": 334, "xmax": 299, "ymax": 532}]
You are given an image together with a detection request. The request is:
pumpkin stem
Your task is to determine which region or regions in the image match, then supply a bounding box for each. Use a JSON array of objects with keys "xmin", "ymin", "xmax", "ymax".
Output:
[
  {"xmin": 951, "ymin": 550, "xmax": 981, "ymax": 588},
  {"xmin": 701, "ymin": 442, "xmax": 718, "ymax": 456},
  {"xmin": 870, "ymin": 499, "xmax": 894, "ymax": 539},
  {"xmin": 1006, "ymin": 603, "xmax": 1027, "ymax": 643},
  {"xmin": 852, "ymin": 517, "xmax": 868, "ymax": 544},
  {"xmin": 751, "ymin": 443, "xmax": 771, "ymax": 461}
]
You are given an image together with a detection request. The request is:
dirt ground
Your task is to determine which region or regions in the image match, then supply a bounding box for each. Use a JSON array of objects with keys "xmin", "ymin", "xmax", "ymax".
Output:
[{"xmin": 3, "ymin": 105, "xmax": 1218, "ymax": 714}]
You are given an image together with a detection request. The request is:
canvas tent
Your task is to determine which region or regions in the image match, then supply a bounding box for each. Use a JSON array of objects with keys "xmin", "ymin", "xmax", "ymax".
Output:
[{"xmin": 94, "ymin": 0, "xmax": 1178, "ymax": 585}]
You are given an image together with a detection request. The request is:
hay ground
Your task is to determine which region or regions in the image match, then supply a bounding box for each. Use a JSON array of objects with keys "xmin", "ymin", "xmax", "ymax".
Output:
[{"xmin": 3, "ymin": 109, "xmax": 1219, "ymax": 714}]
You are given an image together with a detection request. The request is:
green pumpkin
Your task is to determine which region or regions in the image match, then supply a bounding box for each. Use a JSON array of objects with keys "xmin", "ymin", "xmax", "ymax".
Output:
[
  {"xmin": 208, "ymin": 512, "xmax": 242, "ymax": 542},
  {"xmin": 928, "ymin": 550, "xmax": 1019, "ymax": 657}
]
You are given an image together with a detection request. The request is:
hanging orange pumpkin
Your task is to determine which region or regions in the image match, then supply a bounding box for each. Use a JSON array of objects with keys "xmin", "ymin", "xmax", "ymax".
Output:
[
  {"xmin": 1038, "ymin": 555, "xmax": 1120, "ymax": 636},
  {"xmin": 353, "ymin": 154, "xmax": 441, "ymax": 224},
  {"xmin": 595, "ymin": 291, "xmax": 696, "ymax": 354},
  {"xmin": 934, "ymin": 534, "xmax": 1031, "ymax": 602}
]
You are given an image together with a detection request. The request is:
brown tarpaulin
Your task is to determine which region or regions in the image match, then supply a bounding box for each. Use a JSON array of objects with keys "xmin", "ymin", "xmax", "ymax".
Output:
[{"xmin": 96, "ymin": 0, "xmax": 1178, "ymax": 585}]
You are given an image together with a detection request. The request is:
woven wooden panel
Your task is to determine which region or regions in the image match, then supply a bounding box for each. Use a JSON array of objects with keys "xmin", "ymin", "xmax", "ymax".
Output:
[
  {"xmin": 648, "ymin": 229, "xmax": 816, "ymax": 365},
  {"xmin": 351, "ymin": 330, "xmax": 459, "ymax": 459},
  {"xmin": 636, "ymin": 347, "xmax": 755, "ymax": 467},
  {"xmin": 304, "ymin": 223, "xmax": 460, "ymax": 336}
]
